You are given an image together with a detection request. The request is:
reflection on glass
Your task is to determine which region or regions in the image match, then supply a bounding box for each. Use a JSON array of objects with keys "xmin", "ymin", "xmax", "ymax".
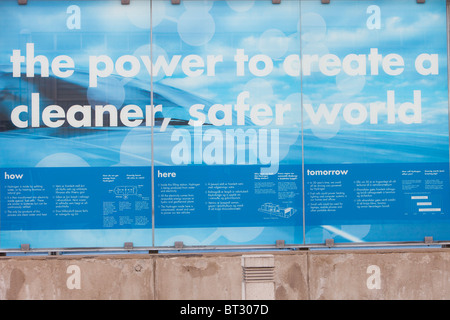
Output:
[
  {"xmin": 152, "ymin": 0, "xmax": 303, "ymax": 246},
  {"xmin": 301, "ymin": 0, "xmax": 450, "ymax": 244}
]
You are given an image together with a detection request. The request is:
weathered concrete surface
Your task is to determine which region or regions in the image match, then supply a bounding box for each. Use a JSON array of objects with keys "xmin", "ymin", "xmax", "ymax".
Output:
[
  {"xmin": 308, "ymin": 249, "xmax": 450, "ymax": 300},
  {"xmin": 273, "ymin": 252, "xmax": 308, "ymax": 300},
  {"xmin": 1, "ymin": 248, "xmax": 450, "ymax": 300},
  {"xmin": 0, "ymin": 255, "xmax": 154, "ymax": 300},
  {"xmin": 155, "ymin": 253, "xmax": 242, "ymax": 299}
]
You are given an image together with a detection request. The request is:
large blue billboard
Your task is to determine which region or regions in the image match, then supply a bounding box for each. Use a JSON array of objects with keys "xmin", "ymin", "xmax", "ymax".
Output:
[{"xmin": 0, "ymin": 0, "xmax": 448, "ymax": 249}]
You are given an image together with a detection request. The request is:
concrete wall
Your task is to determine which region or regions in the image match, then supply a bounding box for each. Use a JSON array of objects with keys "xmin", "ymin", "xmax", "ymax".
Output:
[{"xmin": 1, "ymin": 248, "xmax": 450, "ymax": 300}]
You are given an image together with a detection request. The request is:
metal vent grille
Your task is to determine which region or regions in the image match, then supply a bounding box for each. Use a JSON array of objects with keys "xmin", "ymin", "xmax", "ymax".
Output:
[{"xmin": 242, "ymin": 266, "xmax": 275, "ymax": 283}]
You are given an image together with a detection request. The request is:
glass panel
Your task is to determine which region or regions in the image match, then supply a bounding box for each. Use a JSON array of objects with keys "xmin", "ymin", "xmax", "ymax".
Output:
[
  {"xmin": 302, "ymin": 0, "xmax": 450, "ymax": 244},
  {"xmin": 0, "ymin": 0, "xmax": 153, "ymax": 249},
  {"xmin": 1, "ymin": 0, "xmax": 448, "ymax": 250},
  {"xmin": 152, "ymin": 0, "xmax": 303, "ymax": 246}
]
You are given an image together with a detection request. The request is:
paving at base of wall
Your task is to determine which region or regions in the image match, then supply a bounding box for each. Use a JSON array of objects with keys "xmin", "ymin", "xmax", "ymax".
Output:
[{"xmin": 1, "ymin": 248, "xmax": 449, "ymax": 300}]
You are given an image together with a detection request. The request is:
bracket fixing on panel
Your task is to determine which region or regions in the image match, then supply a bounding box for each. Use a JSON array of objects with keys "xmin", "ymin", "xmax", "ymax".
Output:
[
  {"xmin": 18, "ymin": 0, "xmax": 27, "ymax": 5},
  {"xmin": 424, "ymin": 236, "xmax": 434, "ymax": 244},
  {"xmin": 321, "ymin": 0, "xmax": 330, "ymax": 4},
  {"xmin": 121, "ymin": 0, "xmax": 130, "ymax": 4},
  {"xmin": 272, "ymin": 0, "xmax": 281, "ymax": 4},
  {"xmin": 20, "ymin": 244, "xmax": 30, "ymax": 251},
  {"xmin": 276, "ymin": 240, "xmax": 285, "ymax": 248},
  {"xmin": 124, "ymin": 242, "xmax": 134, "ymax": 250},
  {"xmin": 174, "ymin": 241, "xmax": 184, "ymax": 249},
  {"xmin": 171, "ymin": 0, "xmax": 181, "ymax": 5},
  {"xmin": 417, "ymin": 0, "xmax": 425, "ymax": 3},
  {"xmin": 325, "ymin": 238, "xmax": 334, "ymax": 247}
]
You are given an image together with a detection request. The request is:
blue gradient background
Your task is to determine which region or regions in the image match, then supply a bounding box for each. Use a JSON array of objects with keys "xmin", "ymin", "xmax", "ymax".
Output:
[{"xmin": 0, "ymin": 0, "xmax": 448, "ymax": 249}]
